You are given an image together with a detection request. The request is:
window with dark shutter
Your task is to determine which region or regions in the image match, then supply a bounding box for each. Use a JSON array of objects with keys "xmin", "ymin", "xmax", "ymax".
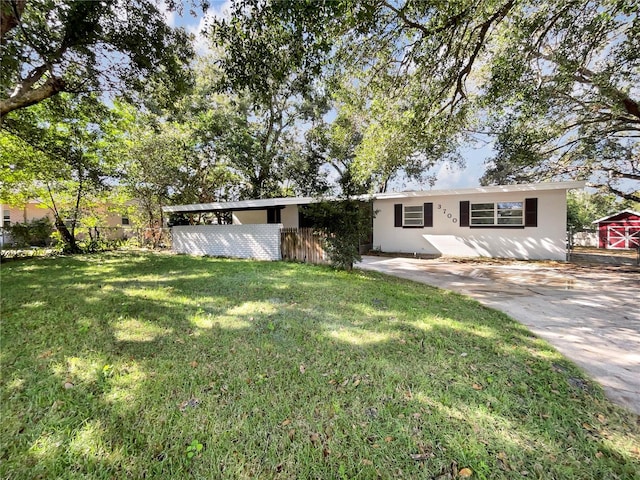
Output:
[
  {"xmin": 394, "ymin": 204, "xmax": 403, "ymax": 227},
  {"xmin": 423, "ymin": 203, "xmax": 433, "ymax": 227},
  {"xmin": 525, "ymin": 198, "xmax": 538, "ymax": 227},
  {"xmin": 460, "ymin": 201, "xmax": 470, "ymax": 227}
]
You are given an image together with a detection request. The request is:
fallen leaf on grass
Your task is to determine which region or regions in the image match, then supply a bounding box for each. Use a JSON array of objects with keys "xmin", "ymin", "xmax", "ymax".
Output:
[
  {"xmin": 361, "ymin": 459, "xmax": 373, "ymax": 466},
  {"xmin": 178, "ymin": 398, "xmax": 200, "ymax": 412},
  {"xmin": 288, "ymin": 429, "xmax": 296, "ymax": 440},
  {"xmin": 63, "ymin": 382, "xmax": 74, "ymax": 389},
  {"xmin": 458, "ymin": 467, "xmax": 473, "ymax": 477},
  {"xmin": 497, "ymin": 451, "xmax": 511, "ymax": 470},
  {"xmin": 596, "ymin": 451, "xmax": 604, "ymax": 459},
  {"xmin": 310, "ymin": 433, "xmax": 321, "ymax": 445},
  {"xmin": 299, "ymin": 364, "xmax": 306, "ymax": 374},
  {"xmin": 281, "ymin": 418, "xmax": 291, "ymax": 426},
  {"xmin": 472, "ymin": 383, "xmax": 483, "ymax": 390},
  {"xmin": 189, "ymin": 361, "xmax": 198, "ymax": 368},
  {"xmin": 409, "ymin": 452, "xmax": 433, "ymax": 461}
]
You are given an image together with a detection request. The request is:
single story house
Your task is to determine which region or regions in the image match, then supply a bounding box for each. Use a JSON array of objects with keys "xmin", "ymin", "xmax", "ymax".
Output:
[
  {"xmin": 163, "ymin": 181, "xmax": 586, "ymax": 261},
  {"xmin": 592, "ymin": 210, "xmax": 640, "ymax": 250}
]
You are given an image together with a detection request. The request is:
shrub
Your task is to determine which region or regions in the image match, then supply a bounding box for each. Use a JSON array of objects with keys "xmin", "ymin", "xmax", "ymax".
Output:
[
  {"xmin": 301, "ymin": 199, "xmax": 374, "ymax": 270},
  {"xmin": 4, "ymin": 217, "xmax": 54, "ymax": 247}
]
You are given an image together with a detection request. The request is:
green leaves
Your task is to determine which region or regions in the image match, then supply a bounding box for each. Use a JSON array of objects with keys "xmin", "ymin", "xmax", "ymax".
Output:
[
  {"xmin": 185, "ymin": 439, "xmax": 204, "ymax": 459},
  {"xmin": 1, "ymin": 0, "xmax": 196, "ymax": 116}
]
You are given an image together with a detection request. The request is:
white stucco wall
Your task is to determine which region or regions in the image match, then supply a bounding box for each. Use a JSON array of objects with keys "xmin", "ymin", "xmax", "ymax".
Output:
[
  {"xmin": 172, "ymin": 224, "xmax": 282, "ymax": 260},
  {"xmin": 232, "ymin": 205, "xmax": 299, "ymax": 228},
  {"xmin": 233, "ymin": 210, "xmax": 266, "ymax": 225},
  {"xmin": 373, "ymin": 189, "xmax": 568, "ymax": 260},
  {"xmin": 280, "ymin": 205, "xmax": 299, "ymax": 228}
]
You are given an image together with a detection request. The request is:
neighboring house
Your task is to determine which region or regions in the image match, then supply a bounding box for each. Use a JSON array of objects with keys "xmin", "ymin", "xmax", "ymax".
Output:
[
  {"xmin": 592, "ymin": 210, "xmax": 640, "ymax": 250},
  {"xmin": 0, "ymin": 200, "xmax": 133, "ymax": 246},
  {"xmin": 0, "ymin": 200, "xmax": 53, "ymax": 246},
  {"xmin": 163, "ymin": 181, "xmax": 586, "ymax": 261}
]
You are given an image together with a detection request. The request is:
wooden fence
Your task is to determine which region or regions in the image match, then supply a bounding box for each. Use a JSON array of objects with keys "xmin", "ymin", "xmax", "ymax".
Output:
[{"xmin": 281, "ymin": 228, "xmax": 329, "ymax": 264}]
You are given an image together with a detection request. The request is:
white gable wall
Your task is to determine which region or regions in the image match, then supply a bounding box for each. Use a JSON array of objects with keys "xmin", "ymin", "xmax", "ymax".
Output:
[{"xmin": 373, "ymin": 189, "xmax": 568, "ymax": 260}]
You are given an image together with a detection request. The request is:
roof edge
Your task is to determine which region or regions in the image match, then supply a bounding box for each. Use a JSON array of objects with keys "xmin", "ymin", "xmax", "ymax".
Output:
[
  {"xmin": 592, "ymin": 209, "xmax": 640, "ymax": 224},
  {"xmin": 162, "ymin": 181, "xmax": 587, "ymax": 213}
]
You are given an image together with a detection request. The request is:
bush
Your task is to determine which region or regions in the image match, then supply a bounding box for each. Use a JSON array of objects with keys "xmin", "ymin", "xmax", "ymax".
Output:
[
  {"xmin": 301, "ymin": 199, "xmax": 374, "ymax": 270},
  {"xmin": 78, "ymin": 238, "xmax": 122, "ymax": 253},
  {"xmin": 4, "ymin": 217, "xmax": 54, "ymax": 247}
]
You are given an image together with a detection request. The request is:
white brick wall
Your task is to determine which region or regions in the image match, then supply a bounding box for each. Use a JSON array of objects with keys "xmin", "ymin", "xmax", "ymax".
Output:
[{"xmin": 172, "ymin": 224, "xmax": 282, "ymax": 260}]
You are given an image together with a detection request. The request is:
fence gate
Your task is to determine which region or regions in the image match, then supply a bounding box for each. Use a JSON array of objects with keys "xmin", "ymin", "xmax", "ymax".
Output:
[{"xmin": 281, "ymin": 228, "xmax": 328, "ymax": 264}]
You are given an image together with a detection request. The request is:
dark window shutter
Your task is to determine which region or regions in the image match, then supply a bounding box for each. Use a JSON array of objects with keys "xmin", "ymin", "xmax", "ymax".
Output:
[
  {"xmin": 423, "ymin": 202, "xmax": 433, "ymax": 227},
  {"xmin": 525, "ymin": 198, "xmax": 538, "ymax": 227},
  {"xmin": 459, "ymin": 201, "xmax": 470, "ymax": 227},
  {"xmin": 394, "ymin": 204, "xmax": 403, "ymax": 227}
]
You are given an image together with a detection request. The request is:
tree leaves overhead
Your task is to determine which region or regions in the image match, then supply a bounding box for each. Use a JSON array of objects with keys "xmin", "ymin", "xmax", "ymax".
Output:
[
  {"xmin": 0, "ymin": 0, "xmax": 197, "ymax": 117},
  {"xmin": 480, "ymin": 0, "xmax": 639, "ymax": 202},
  {"xmin": 207, "ymin": 0, "xmax": 522, "ymax": 191},
  {"xmin": 211, "ymin": 0, "xmax": 638, "ymax": 200}
]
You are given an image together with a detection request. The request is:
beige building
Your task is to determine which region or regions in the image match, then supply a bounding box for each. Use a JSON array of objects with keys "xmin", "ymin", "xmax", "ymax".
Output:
[{"xmin": 1, "ymin": 201, "xmax": 132, "ymax": 246}]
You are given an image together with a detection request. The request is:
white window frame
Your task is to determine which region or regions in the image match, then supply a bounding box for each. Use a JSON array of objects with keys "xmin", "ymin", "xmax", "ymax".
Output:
[
  {"xmin": 471, "ymin": 201, "xmax": 523, "ymax": 226},
  {"xmin": 403, "ymin": 205, "xmax": 424, "ymax": 227}
]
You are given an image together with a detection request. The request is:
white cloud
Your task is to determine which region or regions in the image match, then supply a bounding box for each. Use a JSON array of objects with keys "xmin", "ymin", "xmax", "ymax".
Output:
[
  {"xmin": 156, "ymin": 1, "xmax": 177, "ymax": 27},
  {"xmin": 188, "ymin": 1, "xmax": 232, "ymax": 56}
]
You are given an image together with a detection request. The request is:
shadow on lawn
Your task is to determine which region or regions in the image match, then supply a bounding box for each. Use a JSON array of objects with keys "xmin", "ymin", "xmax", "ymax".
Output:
[{"xmin": 1, "ymin": 252, "xmax": 639, "ymax": 479}]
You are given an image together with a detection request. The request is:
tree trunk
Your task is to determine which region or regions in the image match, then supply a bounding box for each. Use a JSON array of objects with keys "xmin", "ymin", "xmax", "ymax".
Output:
[{"xmin": 54, "ymin": 216, "xmax": 81, "ymax": 253}]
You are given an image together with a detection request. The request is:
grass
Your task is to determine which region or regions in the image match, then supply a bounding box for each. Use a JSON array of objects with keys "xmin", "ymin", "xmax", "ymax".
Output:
[{"xmin": 1, "ymin": 252, "xmax": 639, "ymax": 479}]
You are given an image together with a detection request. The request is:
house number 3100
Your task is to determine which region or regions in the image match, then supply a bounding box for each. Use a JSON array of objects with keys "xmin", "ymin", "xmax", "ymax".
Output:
[{"xmin": 437, "ymin": 204, "xmax": 458, "ymax": 223}]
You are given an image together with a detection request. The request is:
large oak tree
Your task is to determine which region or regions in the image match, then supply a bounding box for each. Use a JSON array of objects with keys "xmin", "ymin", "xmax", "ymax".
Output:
[{"xmin": 210, "ymin": 0, "xmax": 639, "ymax": 201}]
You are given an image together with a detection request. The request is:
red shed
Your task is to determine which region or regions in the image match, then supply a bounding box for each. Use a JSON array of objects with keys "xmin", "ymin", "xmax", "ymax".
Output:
[{"xmin": 592, "ymin": 210, "xmax": 640, "ymax": 249}]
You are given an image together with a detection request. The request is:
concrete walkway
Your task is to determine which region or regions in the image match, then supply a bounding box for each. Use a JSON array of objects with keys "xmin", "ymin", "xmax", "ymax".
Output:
[{"xmin": 357, "ymin": 256, "xmax": 640, "ymax": 415}]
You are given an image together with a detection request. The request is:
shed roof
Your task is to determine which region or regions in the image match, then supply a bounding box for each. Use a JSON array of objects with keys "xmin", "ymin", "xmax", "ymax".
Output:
[
  {"xmin": 162, "ymin": 181, "xmax": 586, "ymax": 214},
  {"xmin": 592, "ymin": 209, "xmax": 640, "ymax": 224}
]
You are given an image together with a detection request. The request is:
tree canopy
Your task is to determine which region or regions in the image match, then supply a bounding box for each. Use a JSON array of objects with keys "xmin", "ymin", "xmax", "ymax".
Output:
[
  {"xmin": 0, "ymin": 0, "xmax": 199, "ymax": 117},
  {"xmin": 210, "ymin": 0, "xmax": 639, "ymax": 200}
]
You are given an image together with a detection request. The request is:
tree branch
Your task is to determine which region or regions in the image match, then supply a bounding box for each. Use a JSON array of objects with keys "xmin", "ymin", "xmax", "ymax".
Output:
[
  {"xmin": 0, "ymin": 0, "xmax": 26, "ymax": 40},
  {"xmin": 1, "ymin": 75, "xmax": 67, "ymax": 119}
]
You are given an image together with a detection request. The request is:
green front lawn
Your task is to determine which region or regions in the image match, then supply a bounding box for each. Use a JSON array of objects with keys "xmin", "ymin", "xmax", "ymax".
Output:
[{"xmin": 1, "ymin": 252, "xmax": 638, "ymax": 479}]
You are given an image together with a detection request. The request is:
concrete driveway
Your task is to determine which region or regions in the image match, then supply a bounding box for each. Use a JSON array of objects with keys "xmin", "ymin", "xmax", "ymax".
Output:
[{"xmin": 357, "ymin": 256, "xmax": 640, "ymax": 415}]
